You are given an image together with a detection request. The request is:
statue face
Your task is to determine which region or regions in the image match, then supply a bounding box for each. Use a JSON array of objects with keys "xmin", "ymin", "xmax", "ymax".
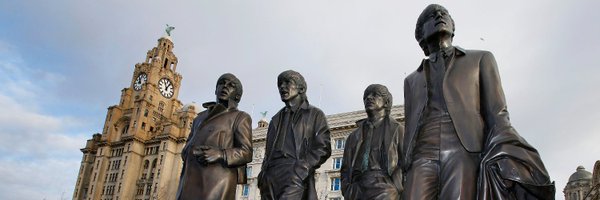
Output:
[
  {"xmin": 422, "ymin": 6, "xmax": 454, "ymax": 41},
  {"xmin": 215, "ymin": 77, "xmax": 238, "ymax": 102},
  {"xmin": 278, "ymin": 78, "xmax": 300, "ymax": 102},
  {"xmin": 364, "ymin": 91, "xmax": 385, "ymax": 113}
]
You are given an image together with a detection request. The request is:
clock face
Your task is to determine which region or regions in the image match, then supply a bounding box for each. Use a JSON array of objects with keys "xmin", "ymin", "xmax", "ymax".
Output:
[
  {"xmin": 133, "ymin": 73, "xmax": 147, "ymax": 91},
  {"xmin": 158, "ymin": 78, "xmax": 174, "ymax": 98}
]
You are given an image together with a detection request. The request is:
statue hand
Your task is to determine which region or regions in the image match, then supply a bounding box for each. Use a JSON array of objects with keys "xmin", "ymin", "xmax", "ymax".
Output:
[
  {"xmin": 199, "ymin": 145, "xmax": 224, "ymax": 164},
  {"xmin": 294, "ymin": 160, "xmax": 310, "ymax": 181}
]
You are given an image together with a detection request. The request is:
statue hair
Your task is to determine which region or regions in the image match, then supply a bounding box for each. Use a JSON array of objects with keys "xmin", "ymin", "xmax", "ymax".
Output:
[{"xmin": 363, "ymin": 84, "xmax": 393, "ymax": 115}]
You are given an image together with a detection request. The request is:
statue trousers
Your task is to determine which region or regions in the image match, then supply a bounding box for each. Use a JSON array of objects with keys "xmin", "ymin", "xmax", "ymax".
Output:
[
  {"xmin": 404, "ymin": 114, "xmax": 480, "ymax": 200},
  {"xmin": 348, "ymin": 170, "xmax": 399, "ymax": 200},
  {"xmin": 260, "ymin": 159, "xmax": 308, "ymax": 200}
]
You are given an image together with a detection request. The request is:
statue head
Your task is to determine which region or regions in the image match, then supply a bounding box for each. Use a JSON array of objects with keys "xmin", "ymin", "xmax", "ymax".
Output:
[
  {"xmin": 363, "ymin": 84, "xmax": 392, "ymax": 115},
  {"xmin": 215, "ymin": 73, "xmax": 243, "ymax": 104},
  {"xmin": 415, "ymin": 4, "xmax": 455, "ymax": 56},
  {"xmin": 277, "ymin": 70, "xmax": 307, "ymax": 103}
]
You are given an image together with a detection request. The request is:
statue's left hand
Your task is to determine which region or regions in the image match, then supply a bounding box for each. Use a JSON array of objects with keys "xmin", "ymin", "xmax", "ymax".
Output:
[{"xmin": 199, "ymin": 145, "xmax": 224, "ymax": 164}]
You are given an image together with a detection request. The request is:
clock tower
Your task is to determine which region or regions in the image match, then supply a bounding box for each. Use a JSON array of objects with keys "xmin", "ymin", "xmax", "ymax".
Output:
[{"xmin": 73, "ymin": 34, "xmax": 198, "ymax": 200}]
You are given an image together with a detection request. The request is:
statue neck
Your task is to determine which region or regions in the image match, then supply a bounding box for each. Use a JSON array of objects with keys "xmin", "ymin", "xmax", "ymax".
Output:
[
  {"xmin": 366, "ymin": 109, "xmax": 385, "ymax": 124},
  {"xmin": 285, "ymin": 95, "xmax": 303, "ymax": 109},
  {"xmin": 426, "ymin": 34, "xmax": 453, "ymax": 54}
]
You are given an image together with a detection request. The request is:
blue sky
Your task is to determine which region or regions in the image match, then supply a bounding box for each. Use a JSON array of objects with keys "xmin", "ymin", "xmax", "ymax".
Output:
[{"xmin": 1, "ymin": 1, "xmax": 599, "ymax": 199}]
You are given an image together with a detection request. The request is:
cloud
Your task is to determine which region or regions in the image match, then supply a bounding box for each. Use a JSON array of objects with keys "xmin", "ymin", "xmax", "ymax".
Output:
[{"xmin": 0, "ymin": 41, "xmax": 87, "ymax": 200}]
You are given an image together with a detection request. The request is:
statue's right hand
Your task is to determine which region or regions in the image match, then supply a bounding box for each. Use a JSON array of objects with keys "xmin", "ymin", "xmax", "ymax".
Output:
[
  {"xmin": 192, "ymin": 146, "xmax": 203, "ymax": 156},
  {"xmin": 192, "ymin": 146, "xmax": 207, "ymax": 165}
]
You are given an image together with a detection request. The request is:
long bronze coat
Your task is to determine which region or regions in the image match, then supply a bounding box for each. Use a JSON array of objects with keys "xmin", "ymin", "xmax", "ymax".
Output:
[
  {"xmin": 177, "ymin": 102, "xmax": 252, "ymax": 200},
  {"xmin": 340, "ymin": 117, "xmax": 404, "ymax": 199},
  {"xmin": 403, "ymin": 46, "xmax": 510, "ymax": 167},
  {"xmin": 258, "ymin": 102, "xmax": 331, "ymax": 200}
]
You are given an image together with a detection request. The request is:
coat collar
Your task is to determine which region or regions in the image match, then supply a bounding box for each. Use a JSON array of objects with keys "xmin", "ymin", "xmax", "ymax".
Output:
[
  {"xmin": 200, "ymin": 100, "xmax": 238, "ymax": 121},
  {"xmin": 417, "ymin": 46, "xmax": 465, "ymax": 72}
]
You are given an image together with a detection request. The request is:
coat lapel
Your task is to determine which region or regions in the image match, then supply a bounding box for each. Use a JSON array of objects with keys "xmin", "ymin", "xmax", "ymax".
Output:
[
  {"xmin": 197, "ymin": 103, "xmax": 228, "ymax": 131},
  {"xmin": 266, "ymin": 109, "xmax": 284, "ymax": 161},
  {"xmin": 293, "ymin": 102, "xmax": 311, "ymax": 153},
  {"xmin": 442, "ymin": 46, "xmax": 466, "ymax": 91},
  {"xmin": 383, "ymin": 118, "xmax": 396, "ymax": 155},
  {"xmin": 351, "ymin": 121, "xmax": 365, "ymax": 167}
]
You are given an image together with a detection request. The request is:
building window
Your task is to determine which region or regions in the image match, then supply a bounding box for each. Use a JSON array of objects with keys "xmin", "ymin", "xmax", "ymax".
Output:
[
  {"xmin": 241, "ymin": 184, "xmax": 249, "ymax": 197},
  {"xmin": 335, "ymin": 139, "xmax": 345, "ymax": 150},
  {"xmin": 122, "ymin": 124, "xmax": 130, "ymax": 135},
  {"xmin": 333, "ymin": 157, "xmax": 342, "ymax": 169},
  {"xmin": 158, "ymin": 102, "xmax": 165, "ymax": 113},
  {"xmin": 330, "ymin": 177, "xmax": 341, "ymax": 191},
  {"xmin": 143, "ymin": 160, "xmax": 149, "ymax": 169},
  {"xmin": 146, "ymin": 184, "xmax": 152, "ymax": 195},
  {"xmin": 246, "ymin": 166, "xmax": 252, "ymax": 177}
]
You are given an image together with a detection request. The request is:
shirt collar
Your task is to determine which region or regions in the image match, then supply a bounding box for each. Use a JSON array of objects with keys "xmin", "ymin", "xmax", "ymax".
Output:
[{"xmin": 418, "ymin": 46, "xmax": 466, "ymax": 72}]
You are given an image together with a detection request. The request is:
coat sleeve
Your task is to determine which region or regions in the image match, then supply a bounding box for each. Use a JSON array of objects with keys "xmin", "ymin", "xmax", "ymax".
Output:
[
  {"xmin": 181, "ymin": 117, "xmax": 198, "ymax": 162},
  {"xmin": 479, "ymin": 52, "xmax": 511, "ymax": 134},
  {"xmin": 391, "ymin": 124, "xmax": 404, "ymax": 193},
  {"xmin": 223, "ymin": 112, "xmax": 253, "ymax": 167},
  {"xmin": 304, "ymin": 109, "xmax": 332, "ymax": 169}
]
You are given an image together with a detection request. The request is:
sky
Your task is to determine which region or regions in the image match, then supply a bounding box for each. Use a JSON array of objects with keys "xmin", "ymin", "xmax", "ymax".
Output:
[{"xmin": 0, "ymin": 1, "xmax": 599, "ymax": 199}]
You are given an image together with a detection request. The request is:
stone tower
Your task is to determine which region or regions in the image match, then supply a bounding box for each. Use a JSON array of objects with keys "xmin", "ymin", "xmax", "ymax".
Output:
[{"xmin": 72, "ymin": 34, "xmax": 197, "ymax": 200}]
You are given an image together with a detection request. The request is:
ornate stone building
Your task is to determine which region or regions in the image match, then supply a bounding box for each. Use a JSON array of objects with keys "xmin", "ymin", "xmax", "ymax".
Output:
[
  {"xmin": 564, "ymin": 166, "xmax": 593, "ymax": 200},
  {"xmin": 236, "ymin": 105, "xmax": 404, "ymax": 200},
  {"xmin": 564, "ymin": 161, "xmax": 600, "ymax": 200},
  {"xmin": 72, "ymin": 35, "xmax": 198, "ymax": 200},
  {"xmin": 563, "ymin": 161, "xmax": 600, "ymax": 200}
]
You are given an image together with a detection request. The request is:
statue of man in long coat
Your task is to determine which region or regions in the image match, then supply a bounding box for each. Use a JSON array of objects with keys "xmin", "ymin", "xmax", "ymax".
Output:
[
  {"xmin": 341, "ymin": 84, "xmax": 403, "ymax": 200},
  {"xmin": 177, "ymin": 73, "xmax": 253, "ymax": 200},
  {"xmin": 258, "ymin": 70, "xmax": 331, "ymax": 200},
  {"xmin": 403, "ymin": 4, "xmax": 554, "ymax": 199}
]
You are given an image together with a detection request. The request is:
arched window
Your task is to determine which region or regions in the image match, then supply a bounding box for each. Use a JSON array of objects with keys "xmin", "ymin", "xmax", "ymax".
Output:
[
  {"xmin": 143, "ymin": 160, "xmax": 149, "ymax": 169},
  {"xmin": 121, "ymin": 123, "xmax": 129, "ymax": 135},
  {"xmin": 152, "ymin": 159, "xmax": 157, "ymax": 169}
]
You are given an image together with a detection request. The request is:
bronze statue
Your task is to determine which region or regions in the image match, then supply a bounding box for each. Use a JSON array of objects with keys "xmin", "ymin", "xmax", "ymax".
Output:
[
  {"xmin": 402, "ymin": 4, "xmax": 554, "ymax": 199},
  {"xmin": 258, "ymin": 70, "xmax": 332, "ymax": 200},
  {"xmin": 176, "ymin": 73, "xmax": 253, "ymax": 200},
  {"xmin": 340, "ymin": 84, "xmax": 403, "ymax": 200}
]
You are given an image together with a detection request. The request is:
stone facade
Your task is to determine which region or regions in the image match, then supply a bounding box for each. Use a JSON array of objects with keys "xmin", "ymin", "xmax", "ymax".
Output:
[
  {"xmin": 236, "ymin": 105, "xmax": 405, "ymax": 200},
  {"xmin": 73, "ymin": 35, "xmax": 197, "ymax": 200}
]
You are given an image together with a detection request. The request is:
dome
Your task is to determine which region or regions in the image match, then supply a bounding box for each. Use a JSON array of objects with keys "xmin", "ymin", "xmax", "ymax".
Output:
[
  {"xmin": 182, "ymin": 102, "xmax": 201, "ymax": 113},
  {"xmin": 568, "ymin": 166, "xmax": 592, "ymax": 182}
]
